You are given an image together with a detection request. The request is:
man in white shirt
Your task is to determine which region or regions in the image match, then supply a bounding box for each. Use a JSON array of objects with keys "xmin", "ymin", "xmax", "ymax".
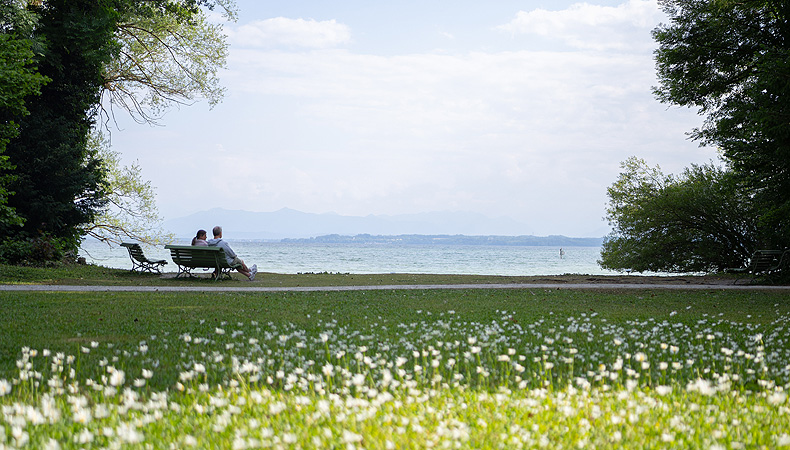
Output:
[{"xmin": 207, "ymin": 226, "xmax": 257, "ymax": 281}]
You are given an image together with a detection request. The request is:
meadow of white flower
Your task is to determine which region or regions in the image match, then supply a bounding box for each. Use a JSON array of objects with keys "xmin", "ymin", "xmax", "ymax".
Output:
[{"xmin": 2, "ymin": 306, "xmax": 790, "ymax": 448}]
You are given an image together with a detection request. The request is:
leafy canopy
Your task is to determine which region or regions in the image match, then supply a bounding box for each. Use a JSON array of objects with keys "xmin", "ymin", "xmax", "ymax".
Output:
[
  {"xmin": 653, "ymin": 0, "xmax": 790, "ymax": 248},
  {"xmin": 0, "ymin": 0, "xmax": 233, "ymax": 264},
  {"xmin": 603, "ymin": 0, "xmax": 790, "ymax": 274},
  {"xmin": 600, "ymin": 157, "xmax": 757, "ymax": 273},
  {"xmin": 0, "ymin": 32, "xmax": 48, "ymax": 229},
  {"xmin": 102, "ymin": 0, "xmax": 235, "ymax": 124}
]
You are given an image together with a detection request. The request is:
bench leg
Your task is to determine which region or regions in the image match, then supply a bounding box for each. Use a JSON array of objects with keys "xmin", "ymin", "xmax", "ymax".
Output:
[
  {"xmin": 215, "ymin": 267, "xmax": 233, "ymax": 281},
  {"xmin": 128, "ymin": 255, "xmax": 144, "ymax": 273},
  {"xmin": 139, "ymin": 261, "xmax": 163, "ymax": 274},
  {"xmin": 174, "ymin": 264, "xmax": 195, "ymax": 278}
]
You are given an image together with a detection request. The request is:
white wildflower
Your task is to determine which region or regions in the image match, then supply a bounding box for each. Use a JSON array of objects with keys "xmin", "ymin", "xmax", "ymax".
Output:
[
  {"xmin": 342, "ymin": 430, "xmax": 363, "ymax": 444},
  {"xmin": 77, "ymin": 430, "xmax": 94, "ymax": 444},
  {"xmin": 656, "ymin": 385, "xmax": 672, "ymax": 396},
  {"xmin": 686, "ymin": 378, "xmax": 715, "ymax": 396},
  {"xmin": 768, "ymin": 392, "xmax": 787, "ymax": 405},
  {"xmin": 117, "ymin": 423, "xmax": 143, "ymax": 443},
  {"xmin": 0, "ymin": 379, "xmax": 11, "ymax": 396},
  {"xmin": 108, "ymin": 368, "xmax": 125, "ymax": 387}
]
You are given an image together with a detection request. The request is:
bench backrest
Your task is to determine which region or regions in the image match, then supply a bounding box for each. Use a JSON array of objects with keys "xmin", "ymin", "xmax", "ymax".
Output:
[
  {"xmin": 121, "ymin": 243, "xmax": 149, "ymax": 263},
  {"xmin": 751, "ymin": 250, "xmax": 784, "ymax": 272},
  {"xmin": 165, "ymin": 245, "xmax": 231, "ymax": 268}
]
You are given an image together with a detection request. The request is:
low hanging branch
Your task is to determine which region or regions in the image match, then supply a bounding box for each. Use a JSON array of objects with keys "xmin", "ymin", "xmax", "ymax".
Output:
[
  {"xmin": 82, "ymin": 131, "xmax": 174, "ymax": 247},
  {"xmin": 101, "ymin": 4, "xmax": 232, "ymax": 125}
]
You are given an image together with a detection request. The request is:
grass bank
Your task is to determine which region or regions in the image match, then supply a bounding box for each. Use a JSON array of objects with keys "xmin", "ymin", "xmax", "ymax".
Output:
[{"xmin": 1, "ymin": 288, "xmax": 789, "ymax": 448}]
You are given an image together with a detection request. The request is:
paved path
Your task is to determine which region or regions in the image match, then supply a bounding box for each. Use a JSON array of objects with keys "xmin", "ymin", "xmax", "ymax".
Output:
[{"xmin": 1, "ymin": 283, "xmax": 789, "ymax": 292}]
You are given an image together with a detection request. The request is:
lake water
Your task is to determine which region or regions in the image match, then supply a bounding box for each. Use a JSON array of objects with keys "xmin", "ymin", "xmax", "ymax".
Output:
[{"xmin": 80, "ymin": 239, "xmax": 617, "ymax": 276}]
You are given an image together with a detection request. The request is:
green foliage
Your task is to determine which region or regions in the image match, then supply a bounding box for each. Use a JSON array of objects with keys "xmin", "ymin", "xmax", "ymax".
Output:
[
  {"xmin": 653, "ymin": 0, "xmax": 790, "ymax": 249},
  {"xmin": 601, "ymin": 157, "xmax": 758, "ymax": 273},
  {"xmin": 1, "ymin": 0, "xmax": 233, "ymax": 264},
  {"xmin": 0, "ymin": 233, "xmax": 73, "ymax": 266},
  {"xmin": 606, "ymin": 0, "xmax": 790, "ymax": 273},
  {"xmin": 0, "ymin": 15, "xmax": 49, "ymax": 230},
  {"xmin": 1, "ymin": 0, "xmax": 118, "ymax": 252},
  {"xmin": 102, "ymin": 0, "xmax": 234, "ymax": 124}
]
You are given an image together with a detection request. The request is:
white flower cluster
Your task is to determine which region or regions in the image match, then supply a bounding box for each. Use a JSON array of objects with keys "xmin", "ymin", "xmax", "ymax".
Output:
[{"xmin": 0, "ymin": 308, "xmax": 789, "ymax": 448}]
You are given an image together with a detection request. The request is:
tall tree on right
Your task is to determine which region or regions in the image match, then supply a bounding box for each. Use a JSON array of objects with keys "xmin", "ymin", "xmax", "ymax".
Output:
[{"xmin": 653, "ymin": 0, "xmax": 790, "ymax": 249}]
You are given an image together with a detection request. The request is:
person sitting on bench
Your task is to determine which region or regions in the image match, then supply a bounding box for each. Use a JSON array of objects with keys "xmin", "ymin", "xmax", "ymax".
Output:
[
  {"xmin": 207, "ymin": 226, "xmax": 257, "ymax": 281},
  {"xmin": 191, "ymin": 229, "xmax": 209, "ymax": 246}
]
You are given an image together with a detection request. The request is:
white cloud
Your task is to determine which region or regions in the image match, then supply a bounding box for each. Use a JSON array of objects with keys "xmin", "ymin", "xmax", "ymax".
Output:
[
  {"xmin": 209, "ymin": 41, "xmax": 706, "ymax": 235},
  {"xmin": 497, "ymin": 0, "xmax": 663, "ymax": 52},
  {"xmin": 110, "ymin": 1, "xmax": 714, "ymax": 236},
  {"xmin": 225, "ymin": 47, "xmax": 657, "ymax": 145},
  {"xmin": 227, "ymin": 17, "xmax": 351, "ymax": 49}
]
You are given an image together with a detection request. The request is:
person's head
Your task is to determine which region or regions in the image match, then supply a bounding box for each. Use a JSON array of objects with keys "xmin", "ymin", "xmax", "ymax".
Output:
[
  {"xmin": 191, "ymin": 229, "xmax": 207, "ymax": 245},
  {"xmin": 212, "ymin": 226, "xmax": 222, "ymax": 238}
]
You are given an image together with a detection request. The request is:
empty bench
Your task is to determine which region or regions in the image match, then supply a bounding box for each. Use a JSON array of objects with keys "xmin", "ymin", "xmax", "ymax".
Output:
[
  {"xmin": 164, "ymin": 245, "xmax": 242, "ymax": 281},
  {"xmin": 727, "ymin": 249, "xmax": 788, "ymax": 284},
  {"xmin": 121, "ymin": 242, "xmax": 167, "ymax": 274}
]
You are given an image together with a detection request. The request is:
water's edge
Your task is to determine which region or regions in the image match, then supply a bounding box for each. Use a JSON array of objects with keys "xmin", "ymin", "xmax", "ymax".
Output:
[{"xmin": 81, "ymin": 240, "xmax": 614, "ymax": 277}]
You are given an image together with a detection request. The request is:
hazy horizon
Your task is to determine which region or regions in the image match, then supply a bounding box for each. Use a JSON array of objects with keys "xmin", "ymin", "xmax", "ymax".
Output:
[{"xmin": 161, "ymin": 207, "xmax": 610, "ymax": 240}]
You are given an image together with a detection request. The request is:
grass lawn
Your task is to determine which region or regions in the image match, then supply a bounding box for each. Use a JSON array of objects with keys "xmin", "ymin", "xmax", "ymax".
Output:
[
  {"xmin": 1, "ymin": 286, "xmax": 789, "ymax": 448},
  {"xmin": 0, "ymin": 262, "xmax": 739, "ymax": 287}
]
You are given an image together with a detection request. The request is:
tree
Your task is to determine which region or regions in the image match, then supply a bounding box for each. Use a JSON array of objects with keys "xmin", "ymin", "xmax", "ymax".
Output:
[
  {"xmin": 102, "ymin": 0, "xmax": 234, "ymax": 124},
  {"xmin": 600, "ymin": 157, "xmax": 758, "ymax": 273},
  {"xmin": 1, "ymin": 0, "xmax": 232, "ymax": 264},
  {"xmin": 1, "ymin": 0, "xmax": 118, "ymax": 257},
  {"xmin": 0, "ymin": 35, "xmax": 48, "ymax": 230},
  {"xmin": 86, "ymin": 0, "xmax": 233, "ymax": 245},
  {"xmin": 0, "ymin": 1, "xmax": 48, "ymax": 230},
  {"xmin": 83, "ymin": 0, "xmax": 233, "ymax": 247},
  {"xmin": 82, "ymin": 130, "xmax": 174, "ymax": 246},
  {"xmin": 653, "ymin": 0, "xmax": 790, "ymax": 249}
]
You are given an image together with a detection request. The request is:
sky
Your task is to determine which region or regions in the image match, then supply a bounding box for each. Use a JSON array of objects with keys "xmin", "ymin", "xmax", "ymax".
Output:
[{"xmin": 107, "ymin": 0, "xmax": 717, "ymax": 238}]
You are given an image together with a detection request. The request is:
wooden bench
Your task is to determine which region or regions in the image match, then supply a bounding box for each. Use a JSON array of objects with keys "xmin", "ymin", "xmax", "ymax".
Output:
[
  {"xmin": 727, "ymin": 249, "xmax": 788, "ymax": 284},
  {"xmin": 121, "ymin": 242, "xmax": 167, "ymax": 274},
  {"xmin": 164, "ymin": 245, "xmax": 242, "ymax": 281}
]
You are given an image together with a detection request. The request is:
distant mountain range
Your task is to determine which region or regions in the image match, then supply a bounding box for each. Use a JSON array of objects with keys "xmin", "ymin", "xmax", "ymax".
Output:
[{"xmin": 163, "ymin": 208, "xmax": 604, "ymax": 245}]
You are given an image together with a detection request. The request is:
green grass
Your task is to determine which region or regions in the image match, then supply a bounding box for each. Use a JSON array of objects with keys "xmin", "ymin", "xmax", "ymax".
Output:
[
  {"xmin": 0, "ymin": 262, "xmax": 738, "ymax": 286},
  {"xmin": 1, "ymin": 288, "xmax": 790, "ymax": 448}
]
